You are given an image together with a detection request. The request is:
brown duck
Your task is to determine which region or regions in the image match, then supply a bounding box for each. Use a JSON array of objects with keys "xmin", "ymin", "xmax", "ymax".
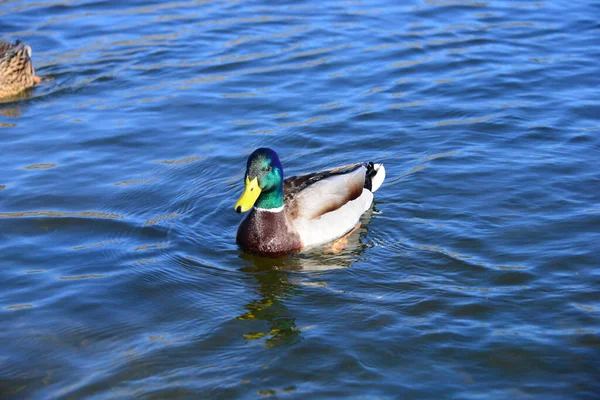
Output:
[{"xmin": 0, "ymin": 40, "xmax": 41, "ymax": 98}]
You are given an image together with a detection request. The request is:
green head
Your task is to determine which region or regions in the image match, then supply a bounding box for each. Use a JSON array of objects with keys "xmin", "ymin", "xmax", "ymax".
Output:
[{"xmin": 234, "ymin": 148, "xmax": 284, "ymax": 212}]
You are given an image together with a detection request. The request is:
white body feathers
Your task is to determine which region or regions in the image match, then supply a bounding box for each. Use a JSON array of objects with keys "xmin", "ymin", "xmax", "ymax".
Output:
[{"xmin": 293, "ymin": 163, "xmax": 385, "ymax": 248}]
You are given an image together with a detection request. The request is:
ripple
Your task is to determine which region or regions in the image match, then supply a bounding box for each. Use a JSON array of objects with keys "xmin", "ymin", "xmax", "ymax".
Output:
[
  {"xmin": 220, "ymin": 93, "xmax": 258, "ymax": 98},
  {"xmin": 134, "ymin": 242, "xmax": 169, "ymax": 252},
  {"xmin": 131, "ymin": 258, "xmax": 157, "ymax": 265},
  {"xmin": 435, "ymin": 115, "xmax": 495, "ymax": 126},
  {"xmin": 23, "ymin": 163, "xmax": 57, "ymax": 170},
  {"xmin": 573, "ymin": 304, "xmax": 598, "ymax": 312},
  {"xmin": 224, "ymin": 25, "xmax": 311, "ymax": 48},
  {"xmin": 58, "ymin": 274, "xmax": 109, "ymax": 280},
  {"xmin": 288, "ymin": 43, "xmax": 353, "ymax": 60},
  {"xmin": 279, "ymin": 116, "xmax": 325, "ymax": 127},
  {"xmin": 71, "ymin": 240, "xmax": 122, "ymax": 251},
  {"xmin": 0, "ymin": 211, "xmax": 124, "ymax": 219},
  {"xmin": 144, "ymin": 213, "xmax": 181, "ymax": 226},
  {"xmin": 390, "ymin": 58, "xmax": 431, "ymax": 68},
  {"xmin": 114, "ymin": 179, "xmax": 156, "ymax": 186},
  {"xmin": 390, "ymin": 100, "xmax": 428, "ymax": 108},
  {"xmin": 5, "ymin": 304, "xmax": 33, "ymax": 310}
]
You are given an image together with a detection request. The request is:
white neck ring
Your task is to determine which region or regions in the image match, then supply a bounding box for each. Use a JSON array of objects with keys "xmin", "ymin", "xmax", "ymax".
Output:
[{"xmin": 254, "ymin": 205, "xmax": 284, "ymax": 213}]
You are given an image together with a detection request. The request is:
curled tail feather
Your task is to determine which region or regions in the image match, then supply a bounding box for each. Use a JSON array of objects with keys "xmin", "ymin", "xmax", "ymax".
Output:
[{"xmin": 365, "ymin": 162, "xmax": 385, "ymax": 193}]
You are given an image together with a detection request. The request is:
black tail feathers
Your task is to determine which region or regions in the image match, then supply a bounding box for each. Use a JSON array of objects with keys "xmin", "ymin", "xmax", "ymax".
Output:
[{"xmin": 364, "ymin": 162, "xmax": 377, "ymax": 191}]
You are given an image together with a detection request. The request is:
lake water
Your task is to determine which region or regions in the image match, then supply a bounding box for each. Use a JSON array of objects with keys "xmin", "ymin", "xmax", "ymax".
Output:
[{"xmin": 1, "ymin": 0, "xmax": 599, "ymax": 398}]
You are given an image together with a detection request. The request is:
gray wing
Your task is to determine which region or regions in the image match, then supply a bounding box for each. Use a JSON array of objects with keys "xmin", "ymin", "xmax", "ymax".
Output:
[{"xmin": 284, "ymin": 163, "xmax": 367, "ymax": 220}]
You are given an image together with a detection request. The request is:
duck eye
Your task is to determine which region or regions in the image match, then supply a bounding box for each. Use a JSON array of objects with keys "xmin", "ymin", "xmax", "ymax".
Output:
[{"xmin": 263, "ymin": 166, "xmax": 271, "ymax": 173}]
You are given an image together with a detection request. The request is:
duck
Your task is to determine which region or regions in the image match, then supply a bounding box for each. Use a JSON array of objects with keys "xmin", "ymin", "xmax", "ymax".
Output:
[
  {"xmin": 0, "ymin": 40, "xmax": 42, "ymax": 98},
  {"xmin": 234, "ymin": 148, "xmax": 385, "ymax": 256}
]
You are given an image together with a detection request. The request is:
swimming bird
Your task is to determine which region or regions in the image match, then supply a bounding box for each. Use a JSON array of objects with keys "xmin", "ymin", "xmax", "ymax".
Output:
[
  {"xmin": 0, "ymin": 40, "xmax": 42, "ymax": 98},
  {"xmin": 234, "ymin": 148, "xmax": 385, "ymax": 256}
]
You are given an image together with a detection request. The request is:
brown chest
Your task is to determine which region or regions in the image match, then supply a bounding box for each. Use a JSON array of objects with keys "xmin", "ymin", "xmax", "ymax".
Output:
[{"xmin": 236, "ymin": 209, "xmax": 302, "ymax": 256}]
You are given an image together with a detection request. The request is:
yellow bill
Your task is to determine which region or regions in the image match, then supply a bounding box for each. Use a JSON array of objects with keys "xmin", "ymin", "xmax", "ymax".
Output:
[{"xmin": 234, "ymin": 176, "xmax": 262, "ymax": 213}]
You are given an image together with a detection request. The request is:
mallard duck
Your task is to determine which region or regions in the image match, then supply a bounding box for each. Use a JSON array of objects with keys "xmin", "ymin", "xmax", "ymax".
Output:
[
  {"xmin": 234, "ymin": 148, "xmax": 385, "ymax": 256},
  {"xmin": 0, "ymin": 40, "xmax": 41, "ymax": 98}
]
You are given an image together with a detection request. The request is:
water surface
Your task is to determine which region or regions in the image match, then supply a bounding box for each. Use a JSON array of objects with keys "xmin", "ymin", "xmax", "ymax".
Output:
[{"xmin": 1, "ymin": 0, "xmax": 599, "ymax": 398}]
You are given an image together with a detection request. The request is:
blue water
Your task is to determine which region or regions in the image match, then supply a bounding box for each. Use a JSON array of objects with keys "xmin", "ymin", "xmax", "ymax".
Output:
[{"xmin": 1, "ymin": 0, "xmax": 599, "ymax": 398}]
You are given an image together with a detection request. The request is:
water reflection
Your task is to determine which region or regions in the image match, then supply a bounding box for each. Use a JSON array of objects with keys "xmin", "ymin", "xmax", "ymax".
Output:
[
  {"xmin": 236, "ymin": 264, "xmax": 301, "ymax": 348},
  {"xmin": 0, "ymin": 89, "xmax": 33, "ymax": 118},
  {"xmin": 236, "ymin": 212, "xmax": 373, "ymax": 347}
]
